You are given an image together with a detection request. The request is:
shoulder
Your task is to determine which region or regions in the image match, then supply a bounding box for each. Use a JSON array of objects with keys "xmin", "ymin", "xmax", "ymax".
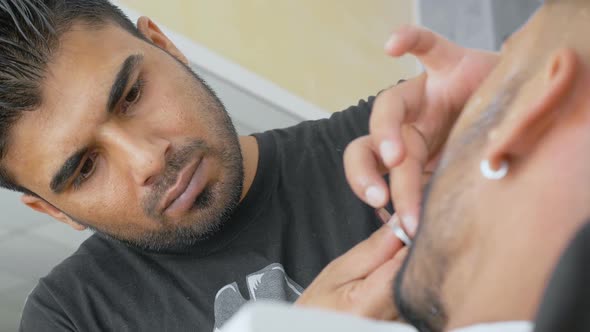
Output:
[
  {"xmin": 26, "ymin": 234, "xmax": 128, "ymax": 303},
  {"xmin": 256, "ymin": 96, "xmax": 376, "ymax": 156},
  {"xmin": 47, "ymin": 234, "xmax": 120, "ymax": 277},
  {"xmin": 20, "ymin": 235, "xmax": 116, "ymax": 331}
]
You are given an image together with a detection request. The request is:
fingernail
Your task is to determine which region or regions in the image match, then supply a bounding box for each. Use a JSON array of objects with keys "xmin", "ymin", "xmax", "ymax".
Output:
[
  {"xmin": 401, "ymin": 215, "xmax": 418, "ymax": 237},
  {"xmin": 386, "ymin": 214, "xmax": 400, "ymax": 229},
  {"xmin": 385, "ymin": 34, "xmax": 399, "ymax": 51},
  {"xmin": 380, "ymin": 140, "xmax": 399, "ymax": 166},
  {"xmin": 365, "ymin": 186, "xmax": 386, "ymax": 207}
]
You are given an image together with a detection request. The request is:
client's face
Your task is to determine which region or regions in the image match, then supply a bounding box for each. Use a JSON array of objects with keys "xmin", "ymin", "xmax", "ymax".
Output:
[
  {"xmin": 392, "ymin": 7, "xmax": 579, "ymax": 331},
  {"xmin": 393, "ymin": 77, "xmax": 522, "ymax": 332}
]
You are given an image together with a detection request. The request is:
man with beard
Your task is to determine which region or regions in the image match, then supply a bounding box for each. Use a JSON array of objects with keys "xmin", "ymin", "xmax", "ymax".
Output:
[
  {"xmin": 324, "ymin": 0, "xmax": 590, "ymax": 330},
  {"xmin": 1, "ymin": 1, "xmax": 498, "ymax": 331}
]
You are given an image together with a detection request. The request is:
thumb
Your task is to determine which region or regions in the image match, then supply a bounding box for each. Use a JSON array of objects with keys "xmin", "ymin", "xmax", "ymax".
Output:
[
  {"xmin": 329, "ymin": 219, "xmax": 404, "ymax": 284},
  {"xmin": 360, "ymin": 247, "xmax": 409, "ymax": 319}
]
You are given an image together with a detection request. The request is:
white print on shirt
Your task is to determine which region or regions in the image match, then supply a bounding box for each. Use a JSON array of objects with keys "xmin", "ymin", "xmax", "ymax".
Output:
[{"xmin": 213, "ymin": 263, "xmax": 304, "ymax": 331}]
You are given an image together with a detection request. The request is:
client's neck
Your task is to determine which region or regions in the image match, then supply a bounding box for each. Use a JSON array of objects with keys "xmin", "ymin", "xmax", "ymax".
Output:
[
  {"xmin": 446, "ymin": 247, "xmax": 547, "ymax": 329},
  {"xmin": 445, "ymin": 207, "xmax": 578, "ymax": 330}
]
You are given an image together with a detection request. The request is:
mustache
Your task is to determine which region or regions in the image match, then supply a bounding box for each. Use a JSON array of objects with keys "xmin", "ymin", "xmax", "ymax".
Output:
[{"xmin": 143, "ymin": 140, "xmax": 209, "ymax": 217}]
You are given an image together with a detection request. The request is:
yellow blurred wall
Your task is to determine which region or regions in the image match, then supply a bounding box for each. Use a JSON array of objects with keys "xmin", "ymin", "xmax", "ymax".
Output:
[{"xmin": 119, "ymin": 0, "xmax": 417, "ymax": 112}]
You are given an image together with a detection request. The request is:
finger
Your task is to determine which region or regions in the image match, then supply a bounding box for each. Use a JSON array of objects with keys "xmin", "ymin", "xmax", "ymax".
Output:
[
  {"xmin": 370, "ymin": 76, "xmax": 426, "ymax": 168},
  {"xmin": 375, "ymin": 208, "xmax": 392, "ymax": 224},
  {"xmin": 365, "ymin": 247, "xmax": 408, "ymax": 289},
  {"xmin": 344, "ymin": 136, "xmax": 389, "ymax": 208},
  {"xmin": 328, "ymin": 221, "xmax": 404, "ymax": 285},
  {"xmin": 390, "ymin": 126, "xmax": 429, "ymax": 237},
  {"xmin": 354, "ymin": 248, "xmax": 409, "ymax": 320},
  {"xmin": 385, "ymin": 25, "xmax": 465, "ymax": 71}
]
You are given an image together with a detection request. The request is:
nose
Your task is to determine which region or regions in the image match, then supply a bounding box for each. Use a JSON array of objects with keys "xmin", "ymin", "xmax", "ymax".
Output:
[
  {"xmin": 108, "ymin": 129, "xmax": 171, "ymax": 186},
  {"xmin": 130, "ymin": 137, "xmax": 170, "ymax": 186}
]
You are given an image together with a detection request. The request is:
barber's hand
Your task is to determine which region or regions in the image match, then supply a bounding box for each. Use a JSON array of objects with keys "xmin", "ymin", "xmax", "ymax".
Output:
[
  {"xmin": 344, "ymin": 25, "xmax": 499, "ymax": 235},
  {"xmin": 295, "ymin": 218, "xmax": 408, "ymax": 320}
]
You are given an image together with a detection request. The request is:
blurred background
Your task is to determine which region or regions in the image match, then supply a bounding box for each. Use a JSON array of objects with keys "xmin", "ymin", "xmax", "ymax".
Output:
[{"xmin": 0, "ymin": 0, "xmax": 540, "ymax": 330}]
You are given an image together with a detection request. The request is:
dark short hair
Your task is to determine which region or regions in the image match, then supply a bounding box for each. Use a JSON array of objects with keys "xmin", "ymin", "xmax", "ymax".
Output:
[{"xmin": 0, "ymin": 0, "xmax": 142, "ymax": 195}]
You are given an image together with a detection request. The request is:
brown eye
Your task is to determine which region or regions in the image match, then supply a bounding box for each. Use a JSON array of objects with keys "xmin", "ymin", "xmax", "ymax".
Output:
[
  {"xmin": 125, "ymin": 84, "xmax": 140, "ymax": 104},
  {"xmin": 72, "ymin": 153, "xmax": 99, "ymax": 190},
  {"xmin": 79, "ymin": 153, "xmax": 97, "ymax": 179},
  {"xmin": 121, "ymin": 79, "xmax": 144, "ymax": 114}
]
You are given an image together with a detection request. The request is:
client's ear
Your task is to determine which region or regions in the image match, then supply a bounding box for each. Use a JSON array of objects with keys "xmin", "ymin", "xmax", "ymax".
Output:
[
  {"xmin": 484, "ymin": 48, "xmax": 578, "ymax": 168},
  {"xmin": 21, "ymin": 195, "xmax": 87, "ymax": 231},
  {"xmin": 136, "ymin": 16, "xmax": 189, "ymax": 65}
]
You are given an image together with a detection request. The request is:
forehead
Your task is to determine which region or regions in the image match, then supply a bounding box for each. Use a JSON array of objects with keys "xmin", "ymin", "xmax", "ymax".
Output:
[
  {"xmin": 4, "ymin": 23, "xmax": 146, "ymax": 191},
  {"xmin": 45, "ymin": 23, "xmax": 144, "ymax": 108}
]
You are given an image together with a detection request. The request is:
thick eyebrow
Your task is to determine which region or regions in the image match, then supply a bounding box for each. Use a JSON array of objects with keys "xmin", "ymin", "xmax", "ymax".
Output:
[
  {"xmin": 107, "ymin": 54, "xmax": 144, "ymax": 114},
  {"xmin": 50, "ymin": 147, "xmax": 88, "ymax": 193},
  {"xmin": 49, "ymin": 54, "xmax": 143, "ymax": 194}
]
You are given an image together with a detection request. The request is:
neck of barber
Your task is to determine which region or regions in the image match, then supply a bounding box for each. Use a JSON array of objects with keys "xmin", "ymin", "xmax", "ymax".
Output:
[
  {"xmin": 444, "ymin": 62, "xmax": 590, "ymax": 331},
  {"xmin": 239, "ymin": 136, "xmax": 259, "ymax": 201}
]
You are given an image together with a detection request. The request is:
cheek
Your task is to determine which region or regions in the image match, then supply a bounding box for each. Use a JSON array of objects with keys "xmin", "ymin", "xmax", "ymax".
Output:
[
  {"xmin": 143, "ymin": 58, "xmax": 220, "ymax": 139},
  {"xmin": 146, "ymin": 101, "xmax": 211, "ymax": 142},
  {"xmin": 67, "ymin": 177, "xmax": 142, "ymax": 223},
  {"xmin": 145, "ymin": 84, "xmax": 213, "ymax": 138}
]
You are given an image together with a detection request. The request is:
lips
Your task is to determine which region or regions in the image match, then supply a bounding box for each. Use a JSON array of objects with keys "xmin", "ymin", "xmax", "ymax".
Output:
[{"xmin": 160, "ymin": 156, "xmax": 208, "ymax": 218}]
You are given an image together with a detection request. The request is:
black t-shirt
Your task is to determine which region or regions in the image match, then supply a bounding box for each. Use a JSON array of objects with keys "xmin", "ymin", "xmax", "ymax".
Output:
[{"xmin": 20, "ymin": 98, "xmax": 383, "ymax": 332}]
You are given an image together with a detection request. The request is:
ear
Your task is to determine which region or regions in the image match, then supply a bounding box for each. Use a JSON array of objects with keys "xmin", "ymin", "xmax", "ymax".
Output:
[
  {"xmin": 21, "ymin": 195, "xmax": 87, "ymax": 231},
  {"xmin": 136, "ymin": 16, "xmax": 189, "ymax": 65},
  {"xmin": 484, "ymin": 48, "xmax": 579, "ymax": 169}
]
